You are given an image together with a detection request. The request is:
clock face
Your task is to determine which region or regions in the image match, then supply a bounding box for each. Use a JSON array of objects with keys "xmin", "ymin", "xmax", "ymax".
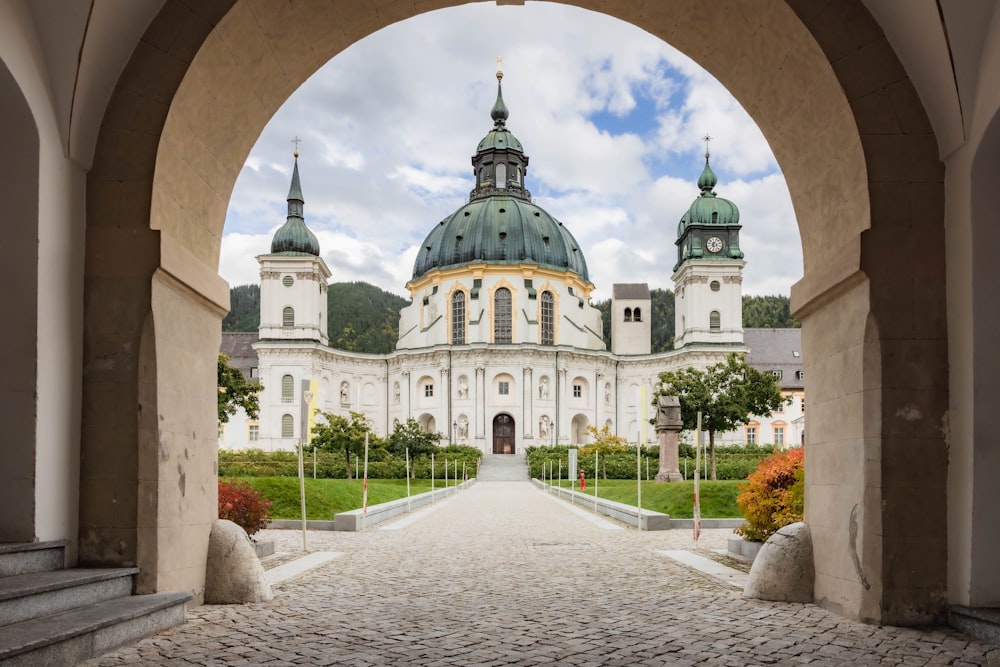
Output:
[{"xmin": 706, "ymin": 236, "xmax": 723, "ymax": 253}]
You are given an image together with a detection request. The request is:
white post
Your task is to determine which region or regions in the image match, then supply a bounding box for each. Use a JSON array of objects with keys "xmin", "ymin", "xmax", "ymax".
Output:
[
  {"xmin": 594, "ymin": 450, "xmax": 599, "ymax": 512},
  {"xmin": 297, "ymin": 439, "xmax": 307, "ymax": 551},
  {"xmin": 405, "ymin": 447, "xmax": 411, "ymax": 512},
  {"xmin": 431, "ymin": 452, "xmax": 435, "ymax": 498},
  {"xmin": 638, "ymin": 386, "xmax": 647, "ymax": 532},
  {"xmin": 694, "ymin": 412, "xmax": 702, "ymax": 542},
  {"xmin": 362, "ymin": 432, "xmax": 369, "ymax": 530},
  {"xmin": 313, "ymin": 448, "xmax": 316, "ymax": 479}
]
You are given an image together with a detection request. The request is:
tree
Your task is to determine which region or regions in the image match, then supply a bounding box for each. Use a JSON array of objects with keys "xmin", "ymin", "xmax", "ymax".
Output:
[
  {"xmin": 386, "ymin": 418, "xmax": 441, "ymax": 458},
  {"xmin": 654, "ymin": 353, "xmax": 785, "ymax": 480},
  {"xmin": 310, "ymin": 411, "xmax": 378, "ymax": 480},
  {"xmin": 217, "ymin": 353, "xmax": 261, "ymax": 424}
]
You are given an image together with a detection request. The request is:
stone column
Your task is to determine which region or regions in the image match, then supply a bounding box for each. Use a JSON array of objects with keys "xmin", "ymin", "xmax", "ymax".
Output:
[
  {"xmin": 475, "ymin": 365, "xmax": 485, "ymax": 441},
  {"xmin": 654, "ymin": 395, "xmax": 683, "ymax": 482},
  {"xmin": 523, "ymin": 366, "xmax": 533, "ymax": 438}
]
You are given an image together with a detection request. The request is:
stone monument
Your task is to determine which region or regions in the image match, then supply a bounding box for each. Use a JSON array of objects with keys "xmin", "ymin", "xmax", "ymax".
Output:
[{"xmin": 655, "ymin": 395, "xmax": 684, "ymax": 482}]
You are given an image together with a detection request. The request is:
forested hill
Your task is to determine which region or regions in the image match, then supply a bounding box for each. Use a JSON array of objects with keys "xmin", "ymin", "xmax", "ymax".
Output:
[
  {"xmin": 223, "ymin": 282, "xmax": 797, "ymax": 354},
  {"xmin": 221, "ymin": 282, "xmax": 408, "ymax": 354}
]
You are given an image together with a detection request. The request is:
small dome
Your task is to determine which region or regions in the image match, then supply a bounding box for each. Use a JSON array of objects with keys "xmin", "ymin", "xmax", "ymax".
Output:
[
  {"xmin": 477, "ymin": 129, "xmax": 524, "ymax": 152},
  {"xmin": 678, "ymin": 158, "xmax": 740, "ymax": 233},
  {"xmin": 412, "ymin": 196, "xmax": 589, "ymax": 281}
]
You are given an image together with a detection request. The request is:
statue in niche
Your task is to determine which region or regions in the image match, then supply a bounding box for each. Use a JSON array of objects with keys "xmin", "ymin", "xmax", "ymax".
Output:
[
  {"xmin": 393, "ymin": 381, "xmax": 400, "ymax": 405},
  {"xmin": 539, "ymin": 376, "xmax": 549, "ymax": 400},
  {"xmin": 340, "ymin": 381, "xmax": 350, "ymax": 405},
  {"xmin": 458, "ymin": 376, "xmax": 469, "ymax": 399},
  {"xmin": 457, "ymin": 415, "xmax": 469, "ymax": 439},
  {"xmin": 604, "ymin": 382, "xmax": 612, "ymax": 404},
  {"xmin": 539, "ymin": 415, "xmax": 551, "ymax": 440}
]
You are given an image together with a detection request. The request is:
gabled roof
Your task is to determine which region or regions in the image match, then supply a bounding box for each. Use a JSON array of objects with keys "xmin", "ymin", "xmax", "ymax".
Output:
[
  {"xmin": 744, "ymin": 328, "xmax": 804, "ymax": 390},
  {"xmin": 612, "ymin": 283, "xmax": 650, "ymax": 300},
  {"xmin": 220, "ymin": 332, "xmax": 260, "ymax": 378}
]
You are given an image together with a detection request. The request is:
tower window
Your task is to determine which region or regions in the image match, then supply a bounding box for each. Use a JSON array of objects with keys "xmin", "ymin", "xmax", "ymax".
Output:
[
  {"xmin": 496, "ymin": 163, "xmax": 507, "ymax": 187},
  {"xmin": 494, "ymin": 287, "xmax": 512, "ymax": 343},
  {"xmin": 424, "ymin": 383, "xmax": 434, "ymax": 398},
  {"xmin": 633, "ymin": 307, "xmax": 642, "ymax": 322},
  {"xmin": 624, "ymin": 307, "xmax": 632, "ymax": 322},
  {"xmin": 282, "ymin": 275, "xmax": 294, "ymax": 287},
  {"xmin": 541, "ymin": 291, "xmax": 554, "ymax": 345},
  {"xmin": 283, "ymin": 306, "xmax": 295, "ymax": 328},
  {"xmin": 709, "ymin": 310, "xmax": 721, "ymax": 331},
  {"xmin": 281, "ymin": 374, "xmax": 294, "ymax": 403},
  {"xmin": 453, "ymin": 236, "xmax": 463, "ymax": 263},
  {"xmin": 499, "ymin": 381, "xmax": 510, "ymax": 395},
  {"xmin": 451, "ymin": 291, "xmax": 466, "ymax": 344},
  {"xmin": 573, "ymin": 384, "xmax": 582, "ymax": 398},
  {"xmin": 281, "ymin": 414, "xmax": 294, "ymax": 438}
]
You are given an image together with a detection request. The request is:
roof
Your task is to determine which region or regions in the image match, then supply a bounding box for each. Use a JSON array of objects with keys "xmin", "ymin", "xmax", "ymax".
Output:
[
  {"xmin": 220, "ymin": 332, "xmax": 260, "ymax": 378},
  {"xmin": 743, "ymin": 328, "xmax": 804, "ymax": 390},
  {"xmin": 269, "ymin": 156, "xmax": 320, "ymax": 256},
  {"xmin": 612, "ymin": 283, "xmax": 651, "ymax": 299}
]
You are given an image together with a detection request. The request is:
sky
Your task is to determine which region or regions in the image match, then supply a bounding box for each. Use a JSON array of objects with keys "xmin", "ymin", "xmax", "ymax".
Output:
[{"xmin": 220, "ymin": 2, "xmax": 801, "ymax": 301}]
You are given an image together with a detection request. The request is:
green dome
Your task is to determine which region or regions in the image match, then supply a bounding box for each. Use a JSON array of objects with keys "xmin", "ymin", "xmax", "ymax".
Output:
[
  {"xmin": 678, "ymin": 160, "xmax": 740, "ymax": 234},
  {"xmin": 477, "ymin": 129, "xmax": 524, "ymax": 152},
  {"xmin": 412, "ymin": 195, "xmax": 589, "ymax": 281},
  {"xmin": 270, "ymin": 155, "xmax": 320, "ymax": 256}
]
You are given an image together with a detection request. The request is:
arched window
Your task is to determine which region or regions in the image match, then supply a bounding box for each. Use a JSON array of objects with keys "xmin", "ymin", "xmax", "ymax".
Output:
[
  {"xmin": 281, "ymin": 414, "xmax": 294, "ymax": 438},
  {"xmin": 710, "ymin": 310, "xmax": 721, "ymax": 331},
  {"xmin": 281, "ymin": 374, "xmax": 294, "ymax": 403},
  {"xmin": 282, "ymin": 306, "xmax": 294, "ymax": 328},
  {"xmin": 540, "ymin": 291, "xmax": 554, "ymax": 345},
  {"xmin": 494, "ymin": 287, "xmax": 512, "ymax": 343},
  {"xmin": 633, "ymin": 307, "xmax": 642, "ymax": 322},
  {"xmin": 624, "ymin": 307, "xmax": 632, "ymax": 322},
  {"xmin": 451, "ymin": 290, "xmax": 466, "ymax": 344},
  {"xmin": 496, "ymin": 163, "xmax": 507, "ymax": 188}
]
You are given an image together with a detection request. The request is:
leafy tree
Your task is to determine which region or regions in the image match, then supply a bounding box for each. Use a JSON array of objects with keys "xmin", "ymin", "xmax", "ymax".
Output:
[
  {"xmin": 654, "ymin": 353, "xmax": 785, "ymax": 480},
  {"xmin": 386, "ymin": 418, "xmax": 442, "ymax": 458},
  {"xmin": 310, "ymin": 411, "xmax": 380, "ymax": 480},
  {"xmin": 580, "ymin": 424, "xmax": 629, "ymax": 456},
  {"xmin": 217, "ymin": 353, "xmax": 261, "ymax": 423}
]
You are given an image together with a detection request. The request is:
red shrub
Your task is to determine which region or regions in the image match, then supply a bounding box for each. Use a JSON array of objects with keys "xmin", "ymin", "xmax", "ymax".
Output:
[
  {"xmin": 735, "ymin": 447, "xmax": 804, "ymax": 542},
  {"xmin": 218, "ymin": 478, "xmax": 272, "ymax": 538}
]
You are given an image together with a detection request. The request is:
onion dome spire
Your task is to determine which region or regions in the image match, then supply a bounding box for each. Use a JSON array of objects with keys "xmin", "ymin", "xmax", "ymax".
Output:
[
  {"xmin": 697, "ymin": 133, "xmax": 718, "ymax": 194},
  {"xmin": 270, "ymin": 144, "xmax": 320, "ymax": 256},
  {"xmin": 491, "ymin": 62, "xmax": 509, "ymax": 129}
]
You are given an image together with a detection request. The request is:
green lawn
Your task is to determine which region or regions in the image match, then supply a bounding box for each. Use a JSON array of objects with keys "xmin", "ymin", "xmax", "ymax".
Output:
[
  {"xmin": 543, "ymin": 479, "xmax": 742, "ymax": 518},
  {"xmin": 239, "ymin": 477, "xmax": 452, "ymax": 520}
]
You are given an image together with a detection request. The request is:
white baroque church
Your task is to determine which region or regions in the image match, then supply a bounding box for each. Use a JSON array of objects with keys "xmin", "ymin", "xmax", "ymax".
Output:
[{"xmin": 234, "ymin": 72, "xmax": 802, "ymax": 454}]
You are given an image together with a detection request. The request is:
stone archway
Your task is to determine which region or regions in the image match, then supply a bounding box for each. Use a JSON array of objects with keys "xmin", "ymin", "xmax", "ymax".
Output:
[{"xmin": 83, "ymin": 0, "xmax": 947, "ymax": 623}]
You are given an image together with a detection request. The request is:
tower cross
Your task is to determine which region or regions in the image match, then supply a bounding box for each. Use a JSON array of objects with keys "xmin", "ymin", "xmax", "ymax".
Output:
[
  {"xmin": 703, "ymin": 133, "xmax": 712, "ymax": 162},
  {"xmin": 291, "ymin": 136, "xmax": 302, "ymax": 156}
]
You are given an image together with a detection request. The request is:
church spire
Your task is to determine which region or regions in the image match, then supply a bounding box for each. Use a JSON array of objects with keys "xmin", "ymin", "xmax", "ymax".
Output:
[
  {"xmin": 270, "ymin": 145, "xmax": 320, "ymax": 256},
  {"xmin": 697, "ymin": 133, "xmax": 718, "ymax": 195},
  {"xmin": 490, "ymin": 63, "xmax": 509, "ymax": 129}
]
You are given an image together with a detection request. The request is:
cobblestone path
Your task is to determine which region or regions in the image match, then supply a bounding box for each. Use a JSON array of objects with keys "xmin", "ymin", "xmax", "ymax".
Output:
[{"xmin": 83, "ymin": 482, "xmax": 999, "ymax": 666}]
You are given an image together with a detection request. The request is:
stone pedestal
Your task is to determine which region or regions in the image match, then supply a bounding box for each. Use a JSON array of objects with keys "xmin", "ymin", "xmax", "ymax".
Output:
[{"xmin": 655, "ymin": 427, "xmax": 683, "ymax": 482}]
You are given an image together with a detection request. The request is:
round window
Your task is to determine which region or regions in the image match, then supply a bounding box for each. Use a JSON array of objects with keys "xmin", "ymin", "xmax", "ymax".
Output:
[
  {"xmin": 283, "ymin": 275, "xmax": 294, "ymax": 287},
  {"xmin": 710, "ymin": 280, "xmax": 721, "ymax": 292}
]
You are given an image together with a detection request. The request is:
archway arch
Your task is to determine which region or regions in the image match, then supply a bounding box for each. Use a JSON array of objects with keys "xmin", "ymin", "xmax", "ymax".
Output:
[{"xmin": 82, "ymin": 0, "xmax": 947, "ymax": 623}]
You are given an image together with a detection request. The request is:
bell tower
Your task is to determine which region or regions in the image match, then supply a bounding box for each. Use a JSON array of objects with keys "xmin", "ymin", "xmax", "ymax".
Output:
[
  {"xmin": 672, "ymin": 138, "xmax": 745, "ymax": 349},
  {"xmin": 258, "ymin": 149, "xmax": 331, "ymax": 344}
]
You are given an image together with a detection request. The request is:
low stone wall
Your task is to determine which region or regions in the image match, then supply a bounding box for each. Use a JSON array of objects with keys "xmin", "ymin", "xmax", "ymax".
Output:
[
  {"xmin": 727, "ymin": 534, "xmax": 763, "ymax": 561},
  {"xmin": 534, "ymin": 480, "xmax": 746, "ymax": 531}
]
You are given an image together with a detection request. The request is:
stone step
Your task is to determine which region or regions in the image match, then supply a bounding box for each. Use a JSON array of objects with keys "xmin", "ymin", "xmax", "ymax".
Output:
[
  {"xmin": 0, "ymin": 541, "xmax": 68, "ymax": 577},
  {"xmin": 949, "ymin": 606, "xmax": 1000, "ymax": 645},
  {"xmin": 0, "ymin": 591, "xmax": 192, "ymax": 666},
  {"xmin": 0, "ymin": 568, "xmax": 138, "ymax": 627},
  {"xmin": 478, "ymin": 454, "xmax": 529, "ymax": 481}
]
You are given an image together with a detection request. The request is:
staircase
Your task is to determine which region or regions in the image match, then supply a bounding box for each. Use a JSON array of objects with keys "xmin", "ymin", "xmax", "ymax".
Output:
[
  {"xmin": 0, "ymin": 541, "xmax": 191, "ymax": 666},
  {"xmin": 477, "ymin": 453, "xmax": 529, "ymax": 481}
]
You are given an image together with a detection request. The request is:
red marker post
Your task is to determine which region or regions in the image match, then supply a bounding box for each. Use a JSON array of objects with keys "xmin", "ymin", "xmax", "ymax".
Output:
[{"xmin": 579, "ymin": 468, "xmax": 586, "ymax": 491}]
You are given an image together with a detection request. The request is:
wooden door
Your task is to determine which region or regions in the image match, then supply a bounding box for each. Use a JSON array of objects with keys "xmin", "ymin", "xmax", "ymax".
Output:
[{"xmin": 492, "ymin": 414, "xmax": 515, "ymax": 454}]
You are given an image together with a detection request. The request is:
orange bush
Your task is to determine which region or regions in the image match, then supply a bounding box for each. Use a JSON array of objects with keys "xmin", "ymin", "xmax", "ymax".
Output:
[
  {"xmin": 218, "ymin": 478, "xmax": 272, "ymax": 538},
  {"xmin": 735, "ymin": 447, "xmax": 804, "ymax": 542}
]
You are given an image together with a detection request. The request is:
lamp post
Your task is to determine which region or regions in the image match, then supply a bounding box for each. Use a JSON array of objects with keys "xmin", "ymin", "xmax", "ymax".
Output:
[{"xmin": 452, "ymin": 420, "xmax": 457, "ymax": 445}]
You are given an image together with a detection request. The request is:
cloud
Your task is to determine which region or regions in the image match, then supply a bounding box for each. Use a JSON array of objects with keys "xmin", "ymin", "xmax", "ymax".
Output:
[{"xmin": 221, "ymin": 2, "xmax": 801, "ymax": 301}]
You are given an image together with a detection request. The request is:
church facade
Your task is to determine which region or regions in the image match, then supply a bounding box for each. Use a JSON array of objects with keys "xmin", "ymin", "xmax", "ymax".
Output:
[{"xmin": 238, "ymin": 72, "xmax": 795, "ymax": 455}]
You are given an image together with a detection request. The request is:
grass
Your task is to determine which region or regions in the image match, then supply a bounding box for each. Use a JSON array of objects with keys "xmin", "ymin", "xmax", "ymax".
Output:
[
  {"xmin": 238, "ymin": 477, "xmax": 451, "ymax": 520},
  {"xmin": 543, "ymin": 479, "xmax": 742, "ymax": 518}
]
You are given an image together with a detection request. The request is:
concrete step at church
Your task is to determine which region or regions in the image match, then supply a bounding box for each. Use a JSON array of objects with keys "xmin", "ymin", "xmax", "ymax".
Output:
[
  {"xmin": 950, "ymin": 606, "xmax": 1000, "ymax": 645},
  {"xmin": 0, "ymin": 542, "xmax": 191, "ymax": 666},
  {"xmin": 477, "ymin": 453, "xmax": 529, "ymax": 481}
]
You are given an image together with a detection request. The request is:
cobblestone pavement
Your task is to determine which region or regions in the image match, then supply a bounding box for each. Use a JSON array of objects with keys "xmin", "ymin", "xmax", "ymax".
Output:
[{"xmin": 84, "ymin": 482, "xmax": 999, "ymax": 666}]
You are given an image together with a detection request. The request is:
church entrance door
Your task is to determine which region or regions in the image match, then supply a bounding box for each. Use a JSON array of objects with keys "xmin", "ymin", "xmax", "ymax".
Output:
[{"xmin": 492, "ymin": 414, "xmax": 515, "ymax": 454}]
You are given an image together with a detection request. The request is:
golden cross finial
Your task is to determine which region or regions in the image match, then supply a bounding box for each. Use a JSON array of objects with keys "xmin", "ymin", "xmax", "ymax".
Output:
[
  {"xmin": 496, "ymin": 56, "xmax": 504, "ymax": 80},
  {"xmin": 703, "ymin": 133, "xmax": 712, "ymax": 162},
  {"xmin": 291, "ymin": 135, "xmax": 302, "ymax": 157}
]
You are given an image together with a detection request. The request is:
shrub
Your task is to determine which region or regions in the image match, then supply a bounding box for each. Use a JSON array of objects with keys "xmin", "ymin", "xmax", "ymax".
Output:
[
  {"xmin": 218, "ymin": 478, "xmax": 273, "ymax": 538},
  {"xmin": 735, "ymin": 447, "xmax": 804, "ymax": 542}
]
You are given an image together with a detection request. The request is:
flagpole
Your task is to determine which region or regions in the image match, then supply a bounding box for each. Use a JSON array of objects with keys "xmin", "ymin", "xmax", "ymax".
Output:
[
  {"xmin": 362, "ymin": 432, "xmax": 369, "ymax": 530},
  {"xmin": 693, "ymin": 411, "xmax": 702, "ymax": 542}
]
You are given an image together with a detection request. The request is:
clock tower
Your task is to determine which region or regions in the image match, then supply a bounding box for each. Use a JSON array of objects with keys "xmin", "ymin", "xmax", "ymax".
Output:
[{"xmin": 672, "ymin": 145, "xmax": 745, "ymax": 349}]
